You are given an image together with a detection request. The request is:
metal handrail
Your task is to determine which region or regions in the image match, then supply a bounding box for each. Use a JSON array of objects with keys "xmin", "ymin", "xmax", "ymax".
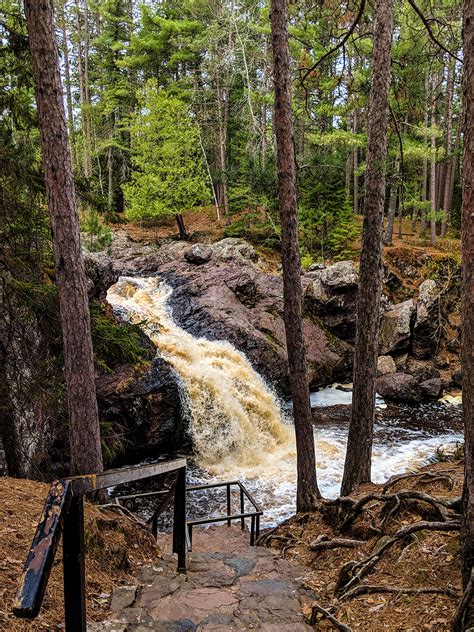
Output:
[
  {"xmin": 13, "ymin": 458, "xmax": 187, "ymax": 632},
  {"xmin": 186, "ymin": 480, "xmax": 263, "ymax": 548}
]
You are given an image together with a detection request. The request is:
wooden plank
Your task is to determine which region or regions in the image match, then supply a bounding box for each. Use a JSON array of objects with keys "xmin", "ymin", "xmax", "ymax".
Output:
[
  {"xmin": 13, "ymin": 480, "xmax": 71, "ymax": 619},
  {"xmin": 69, "ymin": 458, "xmax": 187, "ymax": 495}
]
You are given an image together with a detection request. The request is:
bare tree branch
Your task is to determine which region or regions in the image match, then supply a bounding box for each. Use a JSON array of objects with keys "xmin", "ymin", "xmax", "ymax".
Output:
[{"xmin": 407, "ymin": 0, "xmax": 463, "ymax": 63}]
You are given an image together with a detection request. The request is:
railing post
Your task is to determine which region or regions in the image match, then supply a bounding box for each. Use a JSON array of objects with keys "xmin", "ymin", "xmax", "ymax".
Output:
[
  {"xmin": 173, "ymin": 466, "xmax": 187, "ymax": 573},
  {"xmin": 250, "ymin": 515, "xmax": 255, "ymax": 546},
  {"xmin": 226, "ymin": 484, "xmax": 231, "ymax": 526},
  {"xmin": 63, "ymin": 495, "xmax": 86, "ymax": 632},
  {"xmin": 240, "ymin": 486, "xmax": 245, "ymax": 530}
]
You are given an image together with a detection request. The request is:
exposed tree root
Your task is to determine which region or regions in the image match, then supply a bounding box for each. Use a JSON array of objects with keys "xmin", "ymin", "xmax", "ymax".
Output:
[
  {"xmin": 310, "ymin": 534, "xmax": 364, "ymax": 552},
  {"xmin": 382, "ymin": 471, "xmax": 455, "ymax": 493},
  {"xmin": 340, "ymin": 583, "xmax": 459, "ymax": 601},
  {"xmin": 336, "ymin": 491, "xmax": 461, "ymax": 532},
  {"xmin": 309, "ymin": 603, "xmax": 353, "ymax": 631},
  {"xmin": 336, "ymin": 520, "xmax": 461, "ymax": 596}
]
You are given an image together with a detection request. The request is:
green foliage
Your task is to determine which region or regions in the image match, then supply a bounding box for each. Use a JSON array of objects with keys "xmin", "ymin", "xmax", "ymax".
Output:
[
  {"xmin": 299, "ymin": 170, "xmax": 359, "ymax": 261},
  {"xmin": 81, "ymin": 210, "xmax": 113, "ymax": 251},
  {"xmin": 223, "ymin": 212, "xmax": 280, "ymax": 249},
  {"xmin": 123, "ymin": 81, "xmax": 210, "ymax": 223},
  {"xmin": 90, "ymin": 301, "xmax": 152, "ymax": 372}
]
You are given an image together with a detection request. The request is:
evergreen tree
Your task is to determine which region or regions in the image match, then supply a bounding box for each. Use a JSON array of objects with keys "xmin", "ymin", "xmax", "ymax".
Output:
[{"xmin": 123, "ymin": 81, "xmax": 210, "ymax": 238}]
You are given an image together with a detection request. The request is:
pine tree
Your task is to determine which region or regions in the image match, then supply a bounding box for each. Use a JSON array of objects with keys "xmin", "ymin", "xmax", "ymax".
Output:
[{"xmin": 123, "ymin": 81, "xmax": 210, "ymax": 238}]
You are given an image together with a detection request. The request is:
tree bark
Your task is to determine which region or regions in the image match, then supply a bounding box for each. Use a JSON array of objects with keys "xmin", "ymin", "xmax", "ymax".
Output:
[
  {"xmin": 59, "ymin": 0, "xmax": 75, "ymax": 167},
  {"xmin": 270, "ymin": 0, "xmax": 320, "ymax": 511},
  {"xmin": 353, "ymin": 108, "xmax": 359, "ymax": 214},
  {"xmin": 341, "ymin": 0, "xmax": 393, "ymax": 496},
  {"xmin": 384, "ymin": 159, "xmax": 399, "ymax": 245},
  {"xmin": 430, "ymin": 77, "xmax": 437, "ymax": 246},
  {"xmin": 459, "ymin": 2, "xmax": 474, "ymax": 627},
  {"xmin": 441, "ymin": 60, "xmax": 455, "ymax": 238},
  {"xmin": 419, "ymin": 76, "xmax": 429, "ymax": 238},
  {"xmin": 74, "ymin": 0, "xmax": 92, "ymax": 177},
  {"xmin": 24, "ymin": 0, "xmax": 103, "ymax": 476}
]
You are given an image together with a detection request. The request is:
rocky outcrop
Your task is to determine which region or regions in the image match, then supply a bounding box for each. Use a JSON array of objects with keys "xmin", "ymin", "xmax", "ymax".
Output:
[
  {"xmin": 96, "ymin": 358, "xmax": 185, "ymax": 462},
  {"xmin": 379, "ymin": 299, "xmax": 415, "ymax": 355},
  {"xmin": 84, "ymin": 251, "xmax": 119, "ymax": 299},
  {"xmin": 303, "ymin": 261, "xmax": 359, "ymax": 341},
  {"xmin": 412, "ymin": 280, "xmax": 440, "ymax": 359},
  {"xmin": 150, "ymin": 250, "xmax": 352, "ymax": 394},
  {"xmin": 184, "ymin": 244, "xmax": 213, "ymax": 265}
]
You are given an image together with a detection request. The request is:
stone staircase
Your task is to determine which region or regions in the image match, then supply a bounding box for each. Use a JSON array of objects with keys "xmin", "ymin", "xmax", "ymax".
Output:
[{"xmin": 90, "ymin": 525, "xmax": 316, "ymax": 631}]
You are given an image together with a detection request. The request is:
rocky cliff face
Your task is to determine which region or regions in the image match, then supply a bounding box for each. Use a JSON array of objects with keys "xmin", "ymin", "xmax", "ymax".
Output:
[{"xmin": 112, "ymin": 237, "xmax": 353, "ymax": 394}]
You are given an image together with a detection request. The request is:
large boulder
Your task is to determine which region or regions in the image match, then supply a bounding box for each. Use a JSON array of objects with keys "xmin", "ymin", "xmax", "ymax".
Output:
[
  {"xmin": 155, "ymin": 248, "xmax": 352, "ymax": 394},
  {"xmin": 419, "ymin": 378, "xmax": 444, "ymax": 400},
  {"xmin": 184, "ymin": 244, "xmax": 213, "ymax": 265},
  {"xmin": 303, "ymin": 261, "xmax": 359, "ymax": 341},
  {"xmin": 96, "ymin": 358, "xmax": 186, "ymax": 462},
  {"xmin": 412, "ymin": 280, "xmax": 440, "ymax": 359},
  {"xmin": 376, "ymin": 372, "xmax": 421, "ymax": 403},
  {"xmin": 379, "ymin": 299, "xmax": 415, "ymax": 355},
  {"xmin": 377, "ymin": 355, "xmax": 397, "ymax": 376},
  {"xmin": 405, "ymin": 359, "xmax": 440, "ymax": 382},
  {"xmin": 83, "ymin": 251, "xmax": 119, "ymax": 299}
]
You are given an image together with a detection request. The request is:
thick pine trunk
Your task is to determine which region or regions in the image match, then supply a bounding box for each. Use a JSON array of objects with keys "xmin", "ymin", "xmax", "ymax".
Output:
[
  {"xmin": 341, "ymin": 0, "xmax": 393, "ymax": 496},
  {"xmin": 270, "ymin": 0, "xmax": 320, "ymax": 511},
  {"xmin": 459, "ymin": 1, "xmax": 474, "ymax": 627},
  {"xmin": 24, "ymin": 0, "xmax": 103, "ymax": 476}
]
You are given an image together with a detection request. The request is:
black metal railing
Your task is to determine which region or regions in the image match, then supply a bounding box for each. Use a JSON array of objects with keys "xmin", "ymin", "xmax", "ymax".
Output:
[
  {"xmin": 186, "ymin": 480, "xmax": 263, "ymax": 549},
  {"xmin": 13, "ymin": 458, "xmax": 187, "ymax": 632}
]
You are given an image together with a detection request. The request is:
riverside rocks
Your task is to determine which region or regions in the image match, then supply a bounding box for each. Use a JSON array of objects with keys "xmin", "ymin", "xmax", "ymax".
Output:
[
  {"xmin": 379, "ymin": 299, "xmax": 415, "ymax": 355},
  {"xmin": 376, "ymin": 372, "xmax": 422, "ymax": 403},
  {"xmin": 303, "ymin": 261, "xmax": 359, "ymax": 341},
  {"xmin": 412, "ymin": 280, "xmax": 441, "ymax": 359},
  {"xmin": 377, "ymin": 355, "xmax": 397, "ymax": 376}
]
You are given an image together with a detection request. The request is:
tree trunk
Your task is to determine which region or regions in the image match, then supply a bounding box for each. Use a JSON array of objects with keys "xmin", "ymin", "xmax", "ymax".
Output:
[
  {"xmin": 341, "ymin": 0, "xmax": 393, "ymax": 496},
  {"xmin": 430, "ymin": 100, "xmax": 437, "ymax": 246},
  {"xmin": 74, "ymin": 0, "xmax": 92, "ymax": 177},
  {"xmin": 440, "ymin": 61, "xmax": 454, "ymax": 240},
  {"xmin": 446, "ymin": 120, "xmax": 461, "ymax": 233},
  {"xmin": 419, "ymin": 76, "xmax": 429, "ymax": 238},
  {"xmin": 459, "ymin": 2, "xmax": 474, "ymax": 627},
  {"xmin": 59, "ymin": 0, "xmax": 75, "ymax": 167},
  {"xmin": 24, "ymin": 0, "xmax": 103, "ymax": 476},
  {"xmin": 270, "ymin": 0, "xmax": 320, "ymax": 511},
  {"xmin": 384, "ymin": 159, "xmax": 399, "ymax": 245},
  {"xmin": 353, "ymin": 109, "xmax": 359, "ymax": 214},
  {"xmin": 216, "ymin": 79, "xmax": 229, "ymax": 218},
  {"xmin": 176, "ymin": 214, "xmax": 189, "ymax": 241}
]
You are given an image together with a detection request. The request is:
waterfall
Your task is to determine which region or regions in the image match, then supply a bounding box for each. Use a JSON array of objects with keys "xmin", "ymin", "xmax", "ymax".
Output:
[
  {"xmin": 107, "ymin": 275, "xmax": 463, "ymax": 525},
  {"xmin": 106, "ymin": 276, "xmax": 295, "ymax": 471}
]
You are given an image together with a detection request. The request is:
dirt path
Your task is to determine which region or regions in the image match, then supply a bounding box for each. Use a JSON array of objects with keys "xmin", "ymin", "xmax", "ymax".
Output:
[{"xmin": 89, "ymin": 525, "xmax": 315, "ymax": 631}]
